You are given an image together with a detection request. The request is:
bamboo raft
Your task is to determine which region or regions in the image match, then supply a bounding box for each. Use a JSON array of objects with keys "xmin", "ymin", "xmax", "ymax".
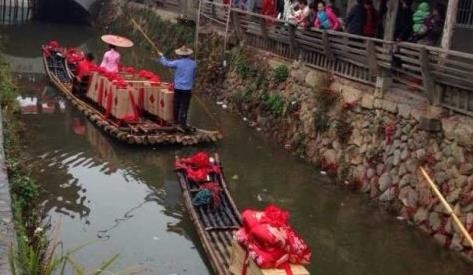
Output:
[
  {"xmin": 175, "ymin": 154, "xmax": 242, "ymax": 275},
  {"xmin": 41, "ymin": 48, "xmax": 222, "ymax": 146}
]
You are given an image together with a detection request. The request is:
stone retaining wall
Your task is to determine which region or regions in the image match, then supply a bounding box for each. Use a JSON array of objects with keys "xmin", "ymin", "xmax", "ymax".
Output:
[
  {"xmin": 0, "ymin": 110, "xmax": 15, "ymax": 275},
  {"xmin": 200, "ymin": 47, "xmax": 473, "ymax": 261}
]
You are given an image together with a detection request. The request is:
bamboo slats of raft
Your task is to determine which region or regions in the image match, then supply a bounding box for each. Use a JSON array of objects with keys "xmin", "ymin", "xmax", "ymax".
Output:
[
  {"xmin": 41, "ymin": 49, "xmax": 222, "ymax": 146},
  {"xmin": 175, "ymin": 154, "xmax": 242, "ymax": 275}
]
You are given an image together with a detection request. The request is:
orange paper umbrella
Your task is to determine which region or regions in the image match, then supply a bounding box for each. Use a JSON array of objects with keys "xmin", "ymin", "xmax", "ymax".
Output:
[{"xmin": 100, "ymin": 34, "xmax": 134, "ymax": 48}]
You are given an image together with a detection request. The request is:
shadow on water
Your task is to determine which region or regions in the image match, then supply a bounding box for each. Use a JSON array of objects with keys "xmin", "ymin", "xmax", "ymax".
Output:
[{"xmin": 5, "ymin": 22, "xmax": 473, "ymax": 274}]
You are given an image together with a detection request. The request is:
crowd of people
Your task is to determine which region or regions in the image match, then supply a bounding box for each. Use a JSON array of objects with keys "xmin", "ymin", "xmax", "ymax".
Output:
[{"xmin": 224, "ymin": 0, "xmax": 445, "ymax": 46}]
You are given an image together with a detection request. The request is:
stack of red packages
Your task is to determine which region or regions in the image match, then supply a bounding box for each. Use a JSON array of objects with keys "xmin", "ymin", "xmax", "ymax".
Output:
[{"xmin": 234, "ymin": 205, "xmax": 311, "ymax": 274}]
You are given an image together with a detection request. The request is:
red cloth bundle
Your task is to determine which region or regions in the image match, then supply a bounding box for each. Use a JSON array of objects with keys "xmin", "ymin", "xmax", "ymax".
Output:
[
  {"xmin": 121, "ymin": 66, "xmax": 136, "ymax": 74},
  {"xmin": 65, "ymin": 48, "xmax": 85, "ymax": 64},
  {"xmin": 235, "ymin": 205, "xmax": 311, "ymax": 274},
  {"xmin": 48, "ymin": 40, "xmax": 60, "ymax": 49},
  {"xmin": 175, "ymin": 152, "xmax": 221, "ymax": 183},
  {"xmin": 138, "ymin": 69, "xmax": 156, "ymax": 79}
]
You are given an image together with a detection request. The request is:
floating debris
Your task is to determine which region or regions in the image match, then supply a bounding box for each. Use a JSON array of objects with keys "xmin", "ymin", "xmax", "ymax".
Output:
[
  {"xmin": 231, "ymin": 174, "xmax": 239, "ymax": 180},
  {"xmin": 256, "ymin": 194, "xmax": 263, "ymax": 202},
  {"xmin": 243, "ymin": 117, "xmax": 248, "ymax": 121},
  {"xmin": 222, "ymin": 104, "xmax": 228, "ymax": 110},
  {"xmin": 216, "ymin": 101, "xmax": 223, "ymax": 105},
  {"xmin": 320, "ymin": 171, "xmax": 327, "ymax": 175}
]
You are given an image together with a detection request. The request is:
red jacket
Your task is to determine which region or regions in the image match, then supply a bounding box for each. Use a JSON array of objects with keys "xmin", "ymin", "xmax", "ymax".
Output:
[
  {"xmin": 363, "ymin": 5, "xmax": 378, "ymax": 37},
  {"xmin": 314, "ymin": 6, "xmax": 341, "ymax": 30}
]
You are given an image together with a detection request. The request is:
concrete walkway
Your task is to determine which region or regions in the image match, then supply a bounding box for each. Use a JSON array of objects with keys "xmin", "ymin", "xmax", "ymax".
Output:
[{"xmin": 0, "ymin": 110, "xmax": 15, "ymax": 275}]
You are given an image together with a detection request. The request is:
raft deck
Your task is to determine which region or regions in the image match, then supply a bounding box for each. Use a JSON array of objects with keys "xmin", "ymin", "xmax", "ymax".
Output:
[{"xmin": 42, "ymin": 48, "xmax": 222, "ymax": 146}]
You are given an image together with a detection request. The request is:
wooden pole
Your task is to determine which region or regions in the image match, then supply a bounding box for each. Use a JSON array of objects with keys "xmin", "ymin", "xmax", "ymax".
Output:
[
  {"xmin": 383, "ymin": 0, "xmax": 399, "ymax": 41},
  {"xmin": 420, "ymin": 167, "xmax": 473, "ymax": 249},
  {"xmin": 130, "ymin": 17, "xmax": 163, "ymax": 55},
  {"xmin": 194, "ymin": 0, "xmax": 202, "ymax": 59},
  {"xmin": 222, "ymin": 0, "xmax": 233, "ymax": 65},
  {"xmin": 441, "ymin": 0, "xmax": 459, "ymax": 50}
]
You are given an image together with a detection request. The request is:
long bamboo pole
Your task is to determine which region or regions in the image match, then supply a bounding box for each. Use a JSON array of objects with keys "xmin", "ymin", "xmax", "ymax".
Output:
[
  {"xmin": 420, "ymin": 167, "xmax": 473, "ymax": 248},
  {"xmin": 130, "ymin": 17, "xmax": 163, "ymax": 55}
]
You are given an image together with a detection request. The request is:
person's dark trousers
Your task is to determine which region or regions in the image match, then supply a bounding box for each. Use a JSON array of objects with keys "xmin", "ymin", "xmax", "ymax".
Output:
[{"xmin": 173, "ymin": 89, "xmax": 192, "ymax": 127}]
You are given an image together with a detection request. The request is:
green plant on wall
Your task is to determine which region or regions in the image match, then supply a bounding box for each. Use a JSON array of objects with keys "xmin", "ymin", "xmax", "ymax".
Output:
[
  {"xmin": 264, "ymin": 93, "xmax": 285, "ymax": 117},
  {"xmin": 273, "ymin": 65, "xmax": 289, "ymax": 83}
]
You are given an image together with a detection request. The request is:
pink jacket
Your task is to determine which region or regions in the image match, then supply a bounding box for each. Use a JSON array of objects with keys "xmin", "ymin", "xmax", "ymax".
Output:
[
  {"xmin": 314, "ymin": 6, "xmax": 341, "ymax": 31},
  {"xmin": 100, "ymin": 49, "xmax": 120, "ymax": 73}
]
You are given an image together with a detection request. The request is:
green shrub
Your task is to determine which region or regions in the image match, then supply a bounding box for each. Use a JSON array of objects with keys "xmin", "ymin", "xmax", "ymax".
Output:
[
  {"xmin": 313, "ymin": 109, "xmax": 330, "ymax": 133},
  {"xmin": 273, "ymin": 65, "xmax": 289, "ymax": 83},
  {"xmin": 264, "ymin": 93, "xmax": 285, "ymax": 117}
]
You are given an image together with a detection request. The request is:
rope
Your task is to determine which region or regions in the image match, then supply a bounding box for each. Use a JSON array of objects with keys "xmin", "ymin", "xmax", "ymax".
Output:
[{"xmin": 129, "ymin": 16, "xmax": 223, "ymax": 133}]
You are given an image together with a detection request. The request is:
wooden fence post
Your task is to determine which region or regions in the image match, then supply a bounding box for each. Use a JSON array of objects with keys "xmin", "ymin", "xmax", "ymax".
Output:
[
  {"xmin": 419, "ymin": 47, "xmax": 437, "ymax": 103},
  {"xmin": 231, "ymin": 10, "xmax": 244, "ymax": 41},
  {"xmin": 288, "ymin": 24, "xmax": 299, "ymax": 59},
  {"xmin": 322, "ymin": 31, "xmax": 334, "ymax": 61},
  {"xmin": 366, "ymin": 40, "xmax": 378, "ymax": 78}
]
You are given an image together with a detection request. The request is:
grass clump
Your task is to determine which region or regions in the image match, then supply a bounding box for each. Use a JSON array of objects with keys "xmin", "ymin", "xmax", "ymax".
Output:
[
  {"xmin": 273, "ymin": 64, "xmax": 289, "ymax": 83},
  {"xmin": 263, "ymin": 93, "xmax": 285, "ymax": 117}
]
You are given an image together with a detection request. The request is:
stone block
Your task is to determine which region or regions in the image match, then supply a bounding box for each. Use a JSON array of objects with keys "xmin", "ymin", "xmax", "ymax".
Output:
[
  {"xmin": 290, "ymin": 69, "xmax": 308, "ymax": 84},
  {"xmin": 381, "ymin": 99, "xmax": 398, "ymax": 113},
  {"xmin": 441, "ymin": 118, "xmax": 459, "ymax": 140},
  {"xmin": 341, "ymin": 87, "xmax": 362, "ymax": 103},
  {"xmin": 453, "ymin": 120, "xmax": 473, "ymax": 147},
  {"xmin": 397, "ymin": 104, "xmax": 412, "ymax": 119},
  {"xmin": 360, "ymin": 93, "xmax": 374, "ymax": 109},
  {"xmin": 378, "ymin": 172, "xmax": 392, "ymax": 192},
  {"xmin": 305, "ymin": 71, "xmax": 327, "ymax": 89}
]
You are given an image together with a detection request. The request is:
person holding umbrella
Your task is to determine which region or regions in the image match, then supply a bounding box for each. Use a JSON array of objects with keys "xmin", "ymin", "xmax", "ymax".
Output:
[
  {"xmin": 157, "ymin": 46, "xmax": 197, "ymax": 133},
  {"xmin": 99, "ymin": 35, "xmax": 134, "ymax": 73}
]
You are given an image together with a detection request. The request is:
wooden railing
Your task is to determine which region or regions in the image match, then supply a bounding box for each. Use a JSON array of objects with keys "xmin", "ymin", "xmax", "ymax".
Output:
[{"xmin": 198, "ymin": 0, "xmax": 473, "ymax": 117}]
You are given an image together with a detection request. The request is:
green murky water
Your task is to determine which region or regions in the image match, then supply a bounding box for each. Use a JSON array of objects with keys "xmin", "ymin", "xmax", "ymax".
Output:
[{"xmin": 2, "ymin": 22, "xmax": 472, "ymax": 274}]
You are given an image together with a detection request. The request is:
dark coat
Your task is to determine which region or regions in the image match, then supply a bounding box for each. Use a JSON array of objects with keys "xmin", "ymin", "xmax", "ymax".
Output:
[
  {"xmin": 394, "ymin": 6, "xmax": 413, "ymax": 41},
  {"xmin": 345, "ymin": 3, "xmax": 365, "ymax": 35}
]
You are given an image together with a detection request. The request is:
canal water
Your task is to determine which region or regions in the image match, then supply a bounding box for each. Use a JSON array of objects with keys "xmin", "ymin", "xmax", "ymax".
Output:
[{"xmin": 2, "ymin": 22, "xmax": 472, "ymax": 275}]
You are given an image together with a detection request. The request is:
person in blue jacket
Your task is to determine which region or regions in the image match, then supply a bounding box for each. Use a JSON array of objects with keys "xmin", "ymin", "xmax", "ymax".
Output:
[{"xmin": 157, "ymin": 46, "xmax": 197, "ymax": 132}]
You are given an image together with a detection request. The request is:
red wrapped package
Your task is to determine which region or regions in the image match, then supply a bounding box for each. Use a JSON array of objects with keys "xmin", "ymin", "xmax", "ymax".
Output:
[
  {"xmin": 242, "ymin": 209, "xmax": 264, "ymax": 232},
  {"xmin": 248, "ymin": 243, "xmax": 288, "ymax": 269},
  {"xmin": 286, "ymin": 228, "xmax": 311, "ymax": 265},
  {"xmin": 250, "ymin": 223, "xmax": 287, "ymax": 249}
]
